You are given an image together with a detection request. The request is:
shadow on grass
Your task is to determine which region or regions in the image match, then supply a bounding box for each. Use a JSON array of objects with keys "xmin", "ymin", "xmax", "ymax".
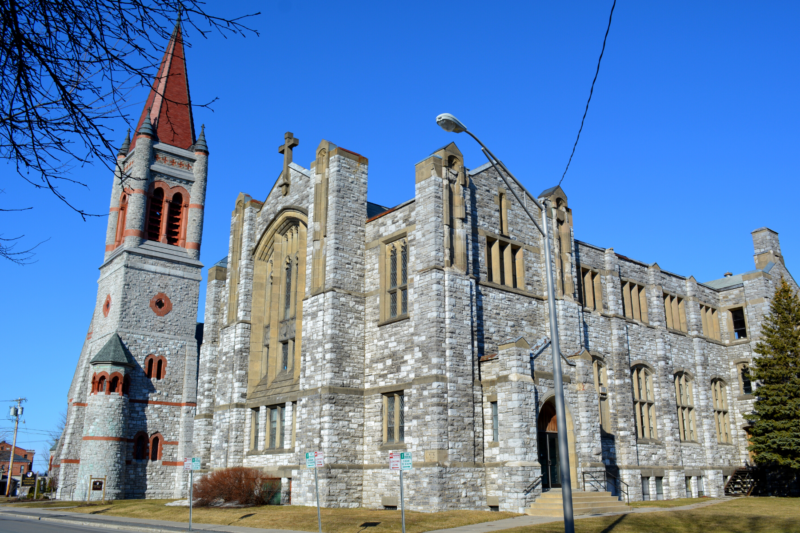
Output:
[
  {"xmin": 598, "ymin": 514, "xmax": 627, "ymax": 532},
  {"xmin": 359, "ymin": 522, "xmax": 382, "ymax": 533}
]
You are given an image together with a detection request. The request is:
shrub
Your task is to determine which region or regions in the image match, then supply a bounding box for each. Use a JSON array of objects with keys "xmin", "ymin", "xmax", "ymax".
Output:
[{"xmin": 193, "ymin": 467, "xmax": 280, "ymax": 506}]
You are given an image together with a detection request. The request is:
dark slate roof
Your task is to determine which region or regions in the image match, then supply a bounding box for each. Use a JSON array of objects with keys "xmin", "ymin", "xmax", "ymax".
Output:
[
  {"xmin": 89, "ymin": 334, "xmax": 134, "ymax": 367},
  {"xmin": 367, "ymin": 201, "xmax": 391, "ymax": 219},
  {"xmin": 702, "ymin": 262, "xmax": 776, "ymax": 290},
  {"xmin": 0, "ymin": 451, "xmax": 32, "ymax": 464},
  {"xmin": 214, "ymin": 257, "xmax": 228, "ymax": 268}
]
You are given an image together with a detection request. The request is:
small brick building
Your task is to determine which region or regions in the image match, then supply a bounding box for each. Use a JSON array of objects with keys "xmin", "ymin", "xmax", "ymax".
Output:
[{"xmin": 0, "ymin": 443, "xmax": 34, "ymax": 475}]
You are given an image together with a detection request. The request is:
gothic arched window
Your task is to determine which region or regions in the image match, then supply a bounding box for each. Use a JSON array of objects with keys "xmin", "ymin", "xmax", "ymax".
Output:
[
  {"xmin": 252, "ymin": 212, "xmax": 307, "ymax": 385},
  {"xmin": 133, "ymin": 433, "xmax": 148, "ymax": 460},
  {"xmin": 146, "ymin": 356, "xmax": 155, "ymax": 379},
  {"xmin": 149, "ymin": 434, "xmax": 162, "ymax": 461},
  {"xmin": 147, "ymin": 188, "xmax": 164, "ymax": 241},
  {"xmin": 166, "ymin": 193, "xmax": 183, "ymax": 245},
  {"xmin": 114, "ymin": 192, "xmax": 129, "ymax": 248},
  {"xmin": 145, "ymin": 183, "xmax": 188, "ymax": 247}
]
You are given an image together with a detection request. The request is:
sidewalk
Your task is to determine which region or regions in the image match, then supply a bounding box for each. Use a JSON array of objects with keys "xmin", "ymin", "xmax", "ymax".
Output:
[
  {"xmin": 0, "ymin": 497, "xmax": 732, "ymax": 533},
  {"xmin": 424, "ymin": 497, "xmax": 732, "ymax": 533}
]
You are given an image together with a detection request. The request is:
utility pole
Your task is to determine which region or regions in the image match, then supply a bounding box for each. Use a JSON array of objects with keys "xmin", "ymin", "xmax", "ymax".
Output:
[{"xmin": 5, "ymin": 398, "xmax": 26, "ymax": 497}]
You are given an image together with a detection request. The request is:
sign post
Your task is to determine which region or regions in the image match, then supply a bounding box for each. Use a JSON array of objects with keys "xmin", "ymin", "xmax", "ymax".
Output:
[
  {"xmin": 184, "ymin": 457, "xmax": 201, "ymax": 531},
  {"xmin": 390, "ymin": 452, "xmax": 412, "ymax": 533},
  {"xmin": 306, "ymin": 452, "xmax": 324, "ymax": 533}
]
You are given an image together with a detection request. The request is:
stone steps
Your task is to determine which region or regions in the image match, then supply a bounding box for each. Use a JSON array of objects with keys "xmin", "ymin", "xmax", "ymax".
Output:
[{"xmin": 525, "ymin": 490, "xmax": 630, "ymax": 517}]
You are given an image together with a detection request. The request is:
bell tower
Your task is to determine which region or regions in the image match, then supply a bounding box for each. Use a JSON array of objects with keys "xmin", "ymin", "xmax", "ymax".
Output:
[{"xmin": 57, "ymin": 21, "xmax": 208, "ymax": 500}]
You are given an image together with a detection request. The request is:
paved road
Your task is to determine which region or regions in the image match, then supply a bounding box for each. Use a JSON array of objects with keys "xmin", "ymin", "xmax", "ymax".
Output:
[{"xmin": 0, "ymin": 514, "xmax": 121, "ymax": 533}]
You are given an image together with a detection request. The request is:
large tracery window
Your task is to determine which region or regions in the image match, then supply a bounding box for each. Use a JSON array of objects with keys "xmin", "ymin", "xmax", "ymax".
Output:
[
  {"xmin": 632, "ymin": 365, "xmax": 658, "ymax": 440},
  {"xmin": 252, "ymin": 213, "xmax": 307, "ymax": 386},
  {"xmin": 674, "ymin": 372, "xmax": 697, "ymax": 442}
]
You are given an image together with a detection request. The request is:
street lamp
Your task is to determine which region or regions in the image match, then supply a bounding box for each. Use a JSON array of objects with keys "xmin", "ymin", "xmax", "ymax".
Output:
[{"xmin": 437, "ymin": 113, "xmax": 575, "ymax": 533}]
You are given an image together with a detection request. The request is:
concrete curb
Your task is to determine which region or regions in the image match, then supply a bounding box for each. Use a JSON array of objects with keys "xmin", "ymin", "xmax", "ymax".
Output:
[{"xmin": 0, "ymin": 511, "xmax": 198, "ymax": 533}]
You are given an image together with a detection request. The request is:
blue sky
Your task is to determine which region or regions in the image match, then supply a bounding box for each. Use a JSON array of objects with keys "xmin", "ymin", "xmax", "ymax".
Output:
[{"xmin": 1, "ymin": 1, "xmax": 798, "ymax": 471}]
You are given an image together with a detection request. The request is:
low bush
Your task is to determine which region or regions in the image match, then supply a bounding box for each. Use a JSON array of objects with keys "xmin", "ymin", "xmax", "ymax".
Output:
[{"xmin": 193, "ymin": 467, "xmax": 280, "ymax": 507}]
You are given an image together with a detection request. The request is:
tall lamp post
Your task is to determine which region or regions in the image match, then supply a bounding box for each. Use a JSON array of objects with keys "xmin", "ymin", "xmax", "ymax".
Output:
[{"xmin": 437, "ymin": 113, "xmax": 575, "ymax": 533}]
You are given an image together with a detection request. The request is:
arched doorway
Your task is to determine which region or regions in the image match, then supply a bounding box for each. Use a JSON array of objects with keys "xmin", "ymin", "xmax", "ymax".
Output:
[{"xmin": 537, "ymin": 397, "xmax": 579, "ymax": 490}]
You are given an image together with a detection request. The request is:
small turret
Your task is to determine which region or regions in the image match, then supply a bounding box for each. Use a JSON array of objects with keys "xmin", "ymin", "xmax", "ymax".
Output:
[
  {"xmin": 117, "ymin": 129, "xmax": 131, "ymax": 158},
  {"xmin": 137, "ymin": 112, "xmax": 155, "ymax": 139},
  {"xmin": 193, "ymin": 124, "xmax": 208, "ymax": 154}
]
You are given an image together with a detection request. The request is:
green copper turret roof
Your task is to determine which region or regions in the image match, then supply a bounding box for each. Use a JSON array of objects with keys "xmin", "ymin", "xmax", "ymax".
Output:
[{"xmin": 90, "ymin": 334, "xmax": 134, "ymax": 367}]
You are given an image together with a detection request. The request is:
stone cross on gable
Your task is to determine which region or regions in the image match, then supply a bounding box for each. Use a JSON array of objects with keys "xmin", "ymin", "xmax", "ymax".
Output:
[{"xmin": 278, "ymin": 132, "xmax": 299, "ymax": 196}]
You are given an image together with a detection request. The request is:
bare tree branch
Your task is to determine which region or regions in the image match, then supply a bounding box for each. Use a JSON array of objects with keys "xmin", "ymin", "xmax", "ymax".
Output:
[{"xmin": 0, "ymin": 0, "xmax": 259, "ymax": 233}]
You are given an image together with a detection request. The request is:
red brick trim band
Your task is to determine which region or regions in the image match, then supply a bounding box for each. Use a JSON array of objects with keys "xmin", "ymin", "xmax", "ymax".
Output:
[
  {"xmin": 188, "ymin": 204, "xmax": 204, "ymax": 209},
  {"xmin": 105, "ymin": 244, "xmax": 116, "ymax": 252},
  {"xmin": 123, "ymin": 229, "xmax": 145, "ymax": 238},
  {"xmin": 127, "ymin": 188, "xmax": 147, "ymax": 195},
  {"xmin": 62, "ymin": 459, "xmax": 80, "ymax": 464},
  {"xmin": 185, "ymin": 242, "xmax": 201, "ymax": 250},
  {"xmin": 128, "ymin": 399, "xmax": 197, "ymax": 407},
  {"xmin": 82, "ymin": 436, "xmax": 127, "ymax": 442},
  {"xmin": 163, "ymin": 441, "xmax": 179, "ymax": 446},
  {"xmin": 162, "ymin": 461, "xmax": 183, "ymax": 466},
  {"xmin": 110, "ymin": 207, "xmax": 120, "ymax": 212},
  {"xmin": 73, "ymin": 403, "xmax": 88, "ymax": 407}
]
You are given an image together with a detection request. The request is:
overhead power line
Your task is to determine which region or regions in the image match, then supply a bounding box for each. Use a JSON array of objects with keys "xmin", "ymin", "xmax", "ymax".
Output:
[{"xmin": 558, "ymin": 0, "xmax": 617, "ymax": 187}]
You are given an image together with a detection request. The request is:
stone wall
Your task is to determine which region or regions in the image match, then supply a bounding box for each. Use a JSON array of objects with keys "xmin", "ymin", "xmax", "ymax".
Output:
[{"xmin": 191, "ymin": 141, "xmax": 793, "ymax": 510}]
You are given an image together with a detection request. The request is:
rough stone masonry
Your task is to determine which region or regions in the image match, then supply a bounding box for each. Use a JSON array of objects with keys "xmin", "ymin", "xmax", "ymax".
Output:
[{"xmin": 55, "ymin": 23, "xmax": 796, "ymax": 512}]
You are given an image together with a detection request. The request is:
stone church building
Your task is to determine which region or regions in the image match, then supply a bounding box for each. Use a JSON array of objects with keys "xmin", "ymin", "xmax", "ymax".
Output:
[{"xmin": 55, "ymin": 24, "xmax": 796, "ymax": 512}]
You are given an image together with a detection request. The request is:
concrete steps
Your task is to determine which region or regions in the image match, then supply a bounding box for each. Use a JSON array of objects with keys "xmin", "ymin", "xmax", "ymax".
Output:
[{"xmin": 525, "ymin": 490, "xmax": 630, "ymax": 517}]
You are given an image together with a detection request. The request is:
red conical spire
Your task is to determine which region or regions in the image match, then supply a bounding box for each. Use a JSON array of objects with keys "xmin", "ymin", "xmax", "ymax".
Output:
[{"xmin": 130, "ymin": 21, "xmax": 195, "ymax": 151}]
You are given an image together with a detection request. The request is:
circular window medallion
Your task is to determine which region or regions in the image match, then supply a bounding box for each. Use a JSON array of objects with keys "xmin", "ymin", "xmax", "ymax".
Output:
[
  {"xmin": 103, "ymin": 295, "xmax": 112, "ymax": 317},
  {"xmin": 149, "ymin": 292, "xmax": 173, "ymax": 316}
]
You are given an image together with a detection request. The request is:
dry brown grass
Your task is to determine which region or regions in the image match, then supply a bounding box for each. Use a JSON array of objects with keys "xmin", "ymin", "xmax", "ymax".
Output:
[
  {"xmin": 47, "ymin": 499, "xmax": 518, "ymax": 533},
  {"xmin": 502, "ymin": 497, "xmax": 800, "ymax": 533}
]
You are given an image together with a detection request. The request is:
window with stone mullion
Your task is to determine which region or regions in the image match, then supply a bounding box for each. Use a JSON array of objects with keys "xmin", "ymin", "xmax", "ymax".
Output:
[
  {"xmin": 383, "ymin": 391, "xmax": 405, "ymax": 443},
  {"xmin": 712, "ymin": 380, "xmax": 731, "ymax": 443},
  {"xmin": 674, "ymin": 373, "xmax": 696, "ymax": 442},
  {"xmin": 387, "ymin": 239, "xmax": 408, "ymax": 319},
  {"xmin": 266, "ymin": 405, "xmax": 285, "ymax": 449},
  {"xmin": 633, "ymin": 366, "xmax": 658, "ymax": 440}
]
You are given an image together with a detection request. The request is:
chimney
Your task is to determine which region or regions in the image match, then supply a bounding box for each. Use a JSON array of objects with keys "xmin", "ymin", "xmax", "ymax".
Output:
[{"xmin": 752, "ymin": 227, "xmax": 783, "ymax": 270}]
